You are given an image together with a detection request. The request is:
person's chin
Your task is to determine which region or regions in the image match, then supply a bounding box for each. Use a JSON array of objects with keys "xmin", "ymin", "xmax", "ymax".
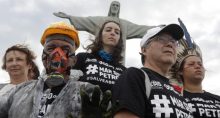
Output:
[
  {"xmin": 162, "ymin": 55, "xmax": 175, "ymax": 62},
  {"xmin": 194, "ymin": 75, "xmax": 204, "ymax": 80},
  {"xmin": 106, "ymin": 43, "xmax": 116, "ymax": 47}
]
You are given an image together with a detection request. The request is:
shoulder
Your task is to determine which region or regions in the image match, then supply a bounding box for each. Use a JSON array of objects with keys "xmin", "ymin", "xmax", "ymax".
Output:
[
  {"xmin": 1, "ymin": 81, "xmax": 37, "ymax": 102},
  {"xmin": 76, "ymin": 52, "xmax": 95, "ymax": 59},
  {"xmin": 118, "ymin": 67, "xmax": 145, "ymax": 82},
  {"xmin": 0, "ymin": 84, "xmax": 16, "ymax": 97},
  {"xmin": 110, "ymin": 63, "xmax": 126, "ymax": 71},
  {"xmin": 126, "ymin": 67, "xmax": 142, "ymax": 72},
  {"xmin": 76, "ymin": 52, "xmax": 89, "ymax": 57},
  {"xmin": 116, "ymin": 63, "xmax": 126, "ymax": 70},
  {"xmin": 204, "ymin": 91, "xmax": 220, "ymax": 100},
  {"xmin": 0, "ymin": 83, "xmax": 7, "ymax": 90},
  {"xmin": 14, "ymin": 81, "xmax": 37, "ymax": 93},
  {"xmin": 120, "ymin": 67, "xmax": 141, "ymax": 75}
]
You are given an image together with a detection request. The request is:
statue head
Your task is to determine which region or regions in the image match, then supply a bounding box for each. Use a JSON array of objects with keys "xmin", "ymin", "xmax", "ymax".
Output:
[{"xmin": 108, "ymin": 1, "xmax": 120, "ymax": 17}]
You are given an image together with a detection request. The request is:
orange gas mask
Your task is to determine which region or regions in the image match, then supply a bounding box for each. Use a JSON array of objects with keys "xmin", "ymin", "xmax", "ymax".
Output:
[
  {"xmin": 42, "ymin": 47, "xmax": 75, "ymax": 75},
  {"xmin": 42, "ymin": 47, "xmax": 75, "ymax": 87}
]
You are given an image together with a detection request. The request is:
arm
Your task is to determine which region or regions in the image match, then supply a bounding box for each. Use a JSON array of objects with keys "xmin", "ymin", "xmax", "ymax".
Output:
[
  {"xmin": 0, "ymin": 96, "xmax": 9, "ymax": 117},
  {"xmin": 112, "ymin": 67, "xmax": 146, "ymax": 118},
  {"xmin": 124, "ymin": 20, "xmax": 155, "ymax": 39},
  {"xmin": 54, "ymin": 12, "xmax": 103, "ymax": 35},
  {"xmin": 0, "ymin": 85, "xmax": 15, "ymax": 117},
  {"xmin": 124, "ymin": 20, "xmax": 162, "ymax": 39}
]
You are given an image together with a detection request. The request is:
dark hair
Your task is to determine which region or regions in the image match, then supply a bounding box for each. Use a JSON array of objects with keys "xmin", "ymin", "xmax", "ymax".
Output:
[
  {"xmin": 86, "ymin": 21, "xmax": 124, "ymax": 64},
  {"xmin": 139, "ymin": 53, "xmax": 145, "ymax": 65},
  {"xmin": 2, "ymin": 44, "xmax": 39, "ymax": 80},
  {"xmin": 29, "ymin": 61, "xmax": 40, "ymax": 80}
]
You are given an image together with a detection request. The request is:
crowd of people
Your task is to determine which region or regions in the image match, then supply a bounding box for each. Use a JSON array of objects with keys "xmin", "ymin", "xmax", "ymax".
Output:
[{"xmin": 0, "ymin": 1, "xmax": 220, "ymax": 118}]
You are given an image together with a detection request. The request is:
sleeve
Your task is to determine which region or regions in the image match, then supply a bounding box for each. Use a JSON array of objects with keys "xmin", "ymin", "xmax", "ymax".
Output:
[
  {"xmin": 0, "ymin": 88, "xmax": 15, "ymax": 118},
  {"xmin": 124, "ymin": 20, "xmax": 156, "ymax": 39},
  {"xmin": 112, "ymin": 67, "xmax": 146, "ymax": 117},
  {"xmin": 0, "ymin": 96, "xmax": 9, "ymax": 117},
  {"xmin": 68, "ymin": 16, "xmax": 104, "ymax": 34}
]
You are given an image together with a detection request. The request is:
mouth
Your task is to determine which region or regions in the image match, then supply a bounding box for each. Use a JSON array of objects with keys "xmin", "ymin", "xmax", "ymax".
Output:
[
  {"xmin": 164, "ymin": 50, "xmax": 173, "ymax": 55},
  {"xmin": 195, "ymin": 70, "xmax": 202, "ymax": 74},
  {"xmin": 10, "ymin": 69, "xmax": 20, "ymax": 72},
  {"xmin": 108, "ymin": 37, "xmax": 115, "ymax": 40}
]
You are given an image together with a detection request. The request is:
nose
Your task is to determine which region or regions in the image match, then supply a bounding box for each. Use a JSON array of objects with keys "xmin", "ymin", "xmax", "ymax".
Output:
[
  {"xmin": 194, "ymin": 63, "xmax": 203, "ymax": 69},
  {"xmin": 11, "ymin": 60, "xmax": 18, "ymax": 65},
  {"xmin": 166, "ymin": 41, "xmax": 175, "ymax": 48},
  {"xmin": 110, "ymin": 30, "xmax": 116, "ymax": 36}
]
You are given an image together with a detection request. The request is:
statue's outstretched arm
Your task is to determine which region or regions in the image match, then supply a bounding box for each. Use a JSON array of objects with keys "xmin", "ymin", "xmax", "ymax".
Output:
[
  {"xmin": 53, "ymin": 12, "xmax": 70, "ymax": 19},
  {"xmin": 125, "ymin": 20, "xmax": 165, "ymax": 39},
  {"xmin": 53, "ymin": 12, "xmax": 101, "ymax": 34}
]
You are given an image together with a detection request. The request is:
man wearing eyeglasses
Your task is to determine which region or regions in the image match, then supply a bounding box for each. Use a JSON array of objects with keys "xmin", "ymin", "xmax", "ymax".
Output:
[{"xmin": 112, "ymin": 24, "xmax": 194, "ymax": 118}]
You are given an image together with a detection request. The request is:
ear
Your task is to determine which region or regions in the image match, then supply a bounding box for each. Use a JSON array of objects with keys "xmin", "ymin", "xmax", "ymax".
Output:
[
  {"xmin": 141, "ymin": 47, "xmax": 145, "ymax": 53},
  {"xmin": 72, "ymin": 56, "xmax": 77, "ymax": 65},
  {"xmin": 28, "ymin": 64, "xmax": 32, "ymax": 70},
  {"xmin": 69, "ymin": 56, "xmax": 77, "ymax": 66}
]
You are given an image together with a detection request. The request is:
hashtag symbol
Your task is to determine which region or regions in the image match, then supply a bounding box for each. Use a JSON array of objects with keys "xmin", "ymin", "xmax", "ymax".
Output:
[
  {"xmin": 151, "ymin": 95, "xmax": 174, "ymax": 117},
  {"xmin": 86, "ymin": 64, "xmax": 98, "ymax": 74},
  {"xmin": 188, "ymin": 103, "xmax": 196, "ymax": 112}
]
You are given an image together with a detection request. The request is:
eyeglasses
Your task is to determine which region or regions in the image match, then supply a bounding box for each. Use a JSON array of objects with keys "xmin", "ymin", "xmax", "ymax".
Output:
[{"xmin": 144, "ymin": 35, "xmax": 179, "ymax": 47}]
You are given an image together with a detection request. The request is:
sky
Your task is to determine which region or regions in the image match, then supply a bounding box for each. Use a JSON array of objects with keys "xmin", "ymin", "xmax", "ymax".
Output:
[{"xmin": 0, "ymin": 0, "xmax": 220, "ymax": 95}]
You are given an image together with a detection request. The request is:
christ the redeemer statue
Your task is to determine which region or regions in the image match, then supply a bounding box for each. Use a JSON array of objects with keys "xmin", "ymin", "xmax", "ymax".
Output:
[{"xmin": 54, "ymin": 1, "xmax": 160, "ymax": 64}]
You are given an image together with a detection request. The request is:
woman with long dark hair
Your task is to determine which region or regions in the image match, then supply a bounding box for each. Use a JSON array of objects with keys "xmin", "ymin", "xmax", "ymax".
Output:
[{"xmin": 73, "ymin": 20, "xmax": 126, "ymax": 92}]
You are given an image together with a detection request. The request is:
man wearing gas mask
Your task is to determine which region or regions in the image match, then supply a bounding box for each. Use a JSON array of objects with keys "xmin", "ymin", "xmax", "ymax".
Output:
[{"xmin": 0, "ymin": 21, "xmax": 112, "ymax": 118}]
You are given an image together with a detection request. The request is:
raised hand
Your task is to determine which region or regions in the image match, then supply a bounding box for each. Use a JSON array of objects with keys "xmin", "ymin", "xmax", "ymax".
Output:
[{"xmin": 80, "ymin": 85, "xmax": 112, "ymax": 118}]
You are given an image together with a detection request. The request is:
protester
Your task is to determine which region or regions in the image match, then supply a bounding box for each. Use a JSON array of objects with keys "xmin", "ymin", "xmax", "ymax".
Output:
[
  {"xmin": 170, "ymin": 38, "xmax": 220, "ymax": 118},
  {"xmin": 0, "ymin": 44, "xmax": 39, "ymax": 96},
  {"xmin": 0, "ymin": 21, "xmax": 104, "ymax": 118},
  {"xmin": 73, "ymin": 20, "xmax": 126, "ymax": 92},
  {"xmin": 112, "ymin": 24, "xmax": 194, "ymax": 118},
  {"xmin": 2, "ymin": 44, "xmax": 38, "ymax": 83}
]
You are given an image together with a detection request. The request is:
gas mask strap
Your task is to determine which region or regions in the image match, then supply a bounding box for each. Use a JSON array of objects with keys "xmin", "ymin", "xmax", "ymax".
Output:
[{"xmin": 68, "ymin": 52, "xmax": 75, "ymax": 58}]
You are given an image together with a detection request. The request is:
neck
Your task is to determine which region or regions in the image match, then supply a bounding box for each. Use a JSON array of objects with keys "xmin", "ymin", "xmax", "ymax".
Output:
[
  {"xmin": 63, "ymin": 74, "xmax": 69, "ymax": 80},
  {"xmin": 103, "ymin": 47, "xmax": 113, "ymax": 54},
  {"xmin": 184, "ymin": 82, "xmax": 203, "ymax": 93},
  {"xmin": 45, "ymin": 73, "xmax": 69, "ymax": 88},
  {"xmin": 110, "ymin": 13, "xmax": 117, "ymax": 17},
  {"xmin": 144, "ymin": 61, "xmax": 171, "ymax": 77},
  {"xmin": 10, "ymin": 75, "xmax": 28, "ymax": 85}
]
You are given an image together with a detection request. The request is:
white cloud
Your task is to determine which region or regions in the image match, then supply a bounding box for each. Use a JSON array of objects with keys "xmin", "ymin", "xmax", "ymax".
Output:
[{"xmin": 11, "ymin": 0, "xmax": 39, "ymax": 13}]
